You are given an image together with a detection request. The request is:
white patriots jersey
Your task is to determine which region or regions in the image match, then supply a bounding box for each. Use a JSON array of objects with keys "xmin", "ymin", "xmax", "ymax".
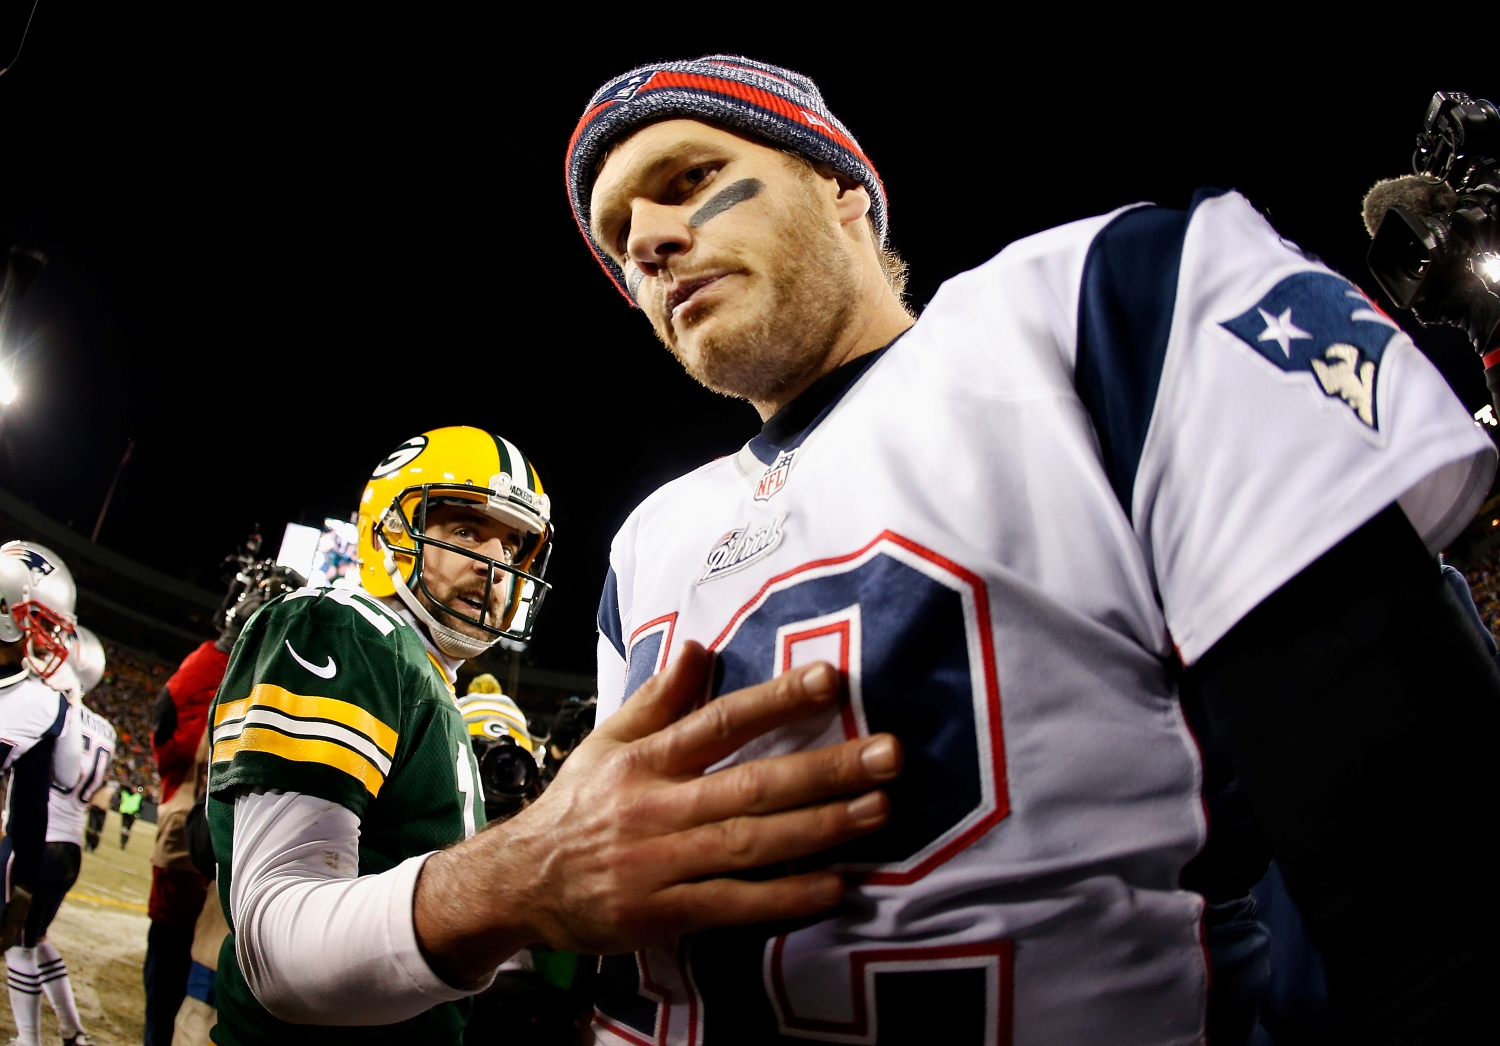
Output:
[
  {"xmin": 47, "ymin": 704, "xmax": 116, "ymax": 844},
  {"xmin": 592, "ymin": 191, "xmax": 1495, "ymax": 1046},
  {"xmin": 0, "ymin": 668, "xmax": 69, "ymax": 774}
]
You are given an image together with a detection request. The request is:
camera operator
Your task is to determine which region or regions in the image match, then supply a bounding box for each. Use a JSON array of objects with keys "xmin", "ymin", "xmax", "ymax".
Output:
[
  {"xmin": 539, "ymin": 696, "xmax": 594, "ymax": 790},
  {"xmin": 454, "ymin": 682, "xmax": 593, "ymax": 1046},
  {"xmin": 457, "ymin": 674, "xmax": 541, "ymax": 824},
  {"xmin": 1366, "ymin": 91, "xmax": 1500, "ymax": 407}
]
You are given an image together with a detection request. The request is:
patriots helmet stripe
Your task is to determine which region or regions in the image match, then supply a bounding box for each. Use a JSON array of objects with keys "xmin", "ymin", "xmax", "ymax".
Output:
[{"xmin": 0, "ymin": 540, "xmax": 78, "ymax": 677}]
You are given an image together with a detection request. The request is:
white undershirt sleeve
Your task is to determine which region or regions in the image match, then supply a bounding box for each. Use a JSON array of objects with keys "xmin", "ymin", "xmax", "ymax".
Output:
[{"xmin": 230, "ymin": 789, "xmax": 496, "ymax": 1025}]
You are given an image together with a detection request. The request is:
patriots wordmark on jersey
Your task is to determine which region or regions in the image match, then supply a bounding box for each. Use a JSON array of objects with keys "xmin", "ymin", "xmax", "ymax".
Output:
[
  {"xmin": 206, "ymin": 584, "xmax": 483, "ymax": 1046},
  {"xmin": 46, "ymin": 705, "xmax": 116, "ymax": 845},
  {"xmin": 593, "ymin": 192, "xmax": 1495, "ymax": 1046}
]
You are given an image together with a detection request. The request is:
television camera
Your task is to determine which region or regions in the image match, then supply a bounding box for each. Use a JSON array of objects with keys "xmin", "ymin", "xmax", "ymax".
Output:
[
  {"xmin": 1366, "ymin": 92, "xmax": 1500, "ymax": 374},
  {"xmin": 214, "ymin": 530, "xmax": 305, "ymax": 647}
]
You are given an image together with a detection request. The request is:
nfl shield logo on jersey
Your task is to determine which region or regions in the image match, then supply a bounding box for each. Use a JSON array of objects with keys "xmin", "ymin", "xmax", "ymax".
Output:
[
  {"xmin": 754, "ymin": 448, "xmax": 797, "ymax": 501},
  {"xmin": 1221, "ymin": 272, "xmax": 1402, "ymax": 429}
]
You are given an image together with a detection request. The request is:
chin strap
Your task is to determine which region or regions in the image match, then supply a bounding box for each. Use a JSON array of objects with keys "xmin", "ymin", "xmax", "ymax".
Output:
[{"xmin": 383, "ymin": 548, "xmax": 496, "ymax": 660}]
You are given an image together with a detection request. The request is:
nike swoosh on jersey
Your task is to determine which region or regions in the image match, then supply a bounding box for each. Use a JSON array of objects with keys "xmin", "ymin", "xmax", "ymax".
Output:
[{"xmin": 285, "ymin": 641, "xmax": 337, "ymax": 679}]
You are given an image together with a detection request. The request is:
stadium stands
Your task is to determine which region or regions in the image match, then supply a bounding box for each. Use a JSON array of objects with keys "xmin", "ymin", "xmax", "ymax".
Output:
[
  {"xmin": 1452, "ymin": 544, "xmax": 1500, "ymax": 645},
  {"xmin": 89, "ymin": 640, "xmax": 171, "ymax": 802},
  {"xmin": 1439, "ymin": 490, "xmax": 1500, "ymax": 648}
]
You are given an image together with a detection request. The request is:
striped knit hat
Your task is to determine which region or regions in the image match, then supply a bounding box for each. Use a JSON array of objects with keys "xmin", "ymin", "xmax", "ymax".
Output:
[{"xmin": 566, "ymin": 55, "xmax": 887, "ymax": 303}]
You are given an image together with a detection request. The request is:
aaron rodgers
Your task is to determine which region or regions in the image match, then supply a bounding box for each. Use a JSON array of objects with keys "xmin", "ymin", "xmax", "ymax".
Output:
[
  {"xmin": 206, "ymin": 426, "xmax": 549, "ymax": 1042},
  {"xmin": 206, "ymin": 426, "xmax": 905, "ymax": 1045}
]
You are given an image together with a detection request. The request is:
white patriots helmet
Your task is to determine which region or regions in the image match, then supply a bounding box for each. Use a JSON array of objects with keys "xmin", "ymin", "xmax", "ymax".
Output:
[
  {"xmin": 0, "ymin": 540, "xmax": 79, "ymax": 678},
  {"xmin": 71, "ymin": 625, "xmax": 106, "ymax": 695}
]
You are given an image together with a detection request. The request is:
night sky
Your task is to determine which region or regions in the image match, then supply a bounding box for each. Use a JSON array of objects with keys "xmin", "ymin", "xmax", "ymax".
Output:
[{"xmin": 0, "ymin": 7, "xmax": 1494, "ymax": 673}]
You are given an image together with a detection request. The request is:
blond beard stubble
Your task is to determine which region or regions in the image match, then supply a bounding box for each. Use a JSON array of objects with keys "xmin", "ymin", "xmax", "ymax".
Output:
[{"xmin": 661, "ymin": 176, "xmax": 860, "ymax": 404}]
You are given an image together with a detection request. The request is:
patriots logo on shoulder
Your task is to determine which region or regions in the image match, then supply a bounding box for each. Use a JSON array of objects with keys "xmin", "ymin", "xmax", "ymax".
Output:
[{"xmin": 1221, "ymin": 271, "xmax": 1401, "ymax": 429}]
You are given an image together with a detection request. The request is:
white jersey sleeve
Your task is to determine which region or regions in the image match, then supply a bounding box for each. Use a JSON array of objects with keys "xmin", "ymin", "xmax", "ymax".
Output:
[
  {"xmin": 1076, "ymin": 191, "xmax": 1494, "ymax": 663},
  {"xmin": 596, "ymin": 568, "xmax": 627, "ymax": 723},
  {"xmin": 597, "ymin": 494, "xmax": 665, "ymax": 722},
  {"xmin": 0, "ymin": 673, "xmax": 69, "ymax": 772},
  {"xmin": 47, "ymin": 705, "xmax": 116, "ymax": 845},
  {"xmin": 51, "ymin": 701, "xmax": 83, "ymax": 793},
  {"xmin": 229, "ymin": 789, "xmax": 491, "ymax": 1024}
]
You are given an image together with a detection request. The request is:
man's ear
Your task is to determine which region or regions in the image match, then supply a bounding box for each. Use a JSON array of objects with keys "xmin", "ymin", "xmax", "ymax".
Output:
[
  {"xmin": 833, "ymin": 178, "xmax": 872, "ymax": 227},
  {"xmin": 809, "ymin": 162, "xmax": 873, "ymax": 227}
]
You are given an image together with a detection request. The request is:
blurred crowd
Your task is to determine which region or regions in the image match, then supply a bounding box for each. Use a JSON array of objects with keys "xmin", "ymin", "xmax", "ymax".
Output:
[
  {"xmin": 88, "ymin": 640, "xmax": 170, "ymax": 801},
  {"xmin": 1454, "ymin": 549, "xmax": 1500, "ymax": 648}
]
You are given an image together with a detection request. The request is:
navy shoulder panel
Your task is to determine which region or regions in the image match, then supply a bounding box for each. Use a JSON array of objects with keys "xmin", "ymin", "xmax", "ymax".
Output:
[
  {"xmin": 47, "ymin": 693, "xmax": 68, "ymax": 739},
  {"xmin": 598, "ymin": 567, "xmax": 625, "ymax": 660},
  {"xmin": 1075, "ymin": 189, "xmax": 1225, "ymax": 517}
]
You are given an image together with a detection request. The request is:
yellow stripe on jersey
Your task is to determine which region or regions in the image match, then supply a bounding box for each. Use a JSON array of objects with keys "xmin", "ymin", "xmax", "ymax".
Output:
[
  {"xmin": 212, "ymin": 727, "xmax": 386, "ymax": 797},
  {"xmin": 216, "ymin": 684, "xmax": 398, "ymax": 757}
]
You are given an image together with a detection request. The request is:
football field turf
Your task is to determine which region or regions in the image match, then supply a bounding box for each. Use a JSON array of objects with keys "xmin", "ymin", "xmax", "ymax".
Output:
[{"xmin": 1, "ymin": 812, "xmax": 153, "ymax": 1045}]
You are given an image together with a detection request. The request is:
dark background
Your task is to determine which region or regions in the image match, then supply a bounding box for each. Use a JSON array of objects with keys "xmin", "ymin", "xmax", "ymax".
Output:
[{"xmin": 0, "ymin": 6, "xmax": 1494, "ymax": 674}]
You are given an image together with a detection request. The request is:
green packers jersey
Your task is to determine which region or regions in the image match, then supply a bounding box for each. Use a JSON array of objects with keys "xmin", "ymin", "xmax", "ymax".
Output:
[{"xmin": 206, "ymin": 585, "xmax": 484, "ymax": 1046}]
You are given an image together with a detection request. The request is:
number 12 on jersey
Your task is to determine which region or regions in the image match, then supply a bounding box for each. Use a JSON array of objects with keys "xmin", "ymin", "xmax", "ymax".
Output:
[{"xmin": 601, "ymin": 532, "xmax": 1013, "ymax": 1045}]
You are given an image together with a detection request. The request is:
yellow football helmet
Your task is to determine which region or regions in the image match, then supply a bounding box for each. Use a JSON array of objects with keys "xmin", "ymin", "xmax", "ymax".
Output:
[
  {"xmin": 356, "ymin": 427, "xmax": 553, "ymax": 658},
  {"xmin": 458, "ymin": 686, "xmax": 536, "ymax": 754},
  {"xmin": 458, "ymin": 685, "xmax": 540, "ymax": 820}
]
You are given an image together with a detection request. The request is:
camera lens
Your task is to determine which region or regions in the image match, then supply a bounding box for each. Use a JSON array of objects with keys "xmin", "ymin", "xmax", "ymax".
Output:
[
  {"xmin": 1392, "ymin": 229, "xmax": 1432, "ymax": 281},
  {"xmin": 478, "ymin": 736, "xmax": 537, "ymax": 800},
  {"xmin": 1369, "ymin": 207, "xmax": 1445, "ymax": 308}
]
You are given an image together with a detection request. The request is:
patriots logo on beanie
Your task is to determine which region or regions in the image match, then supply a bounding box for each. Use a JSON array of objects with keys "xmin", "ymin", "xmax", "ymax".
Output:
[
  {"xmin": 604, "ymin": 72, "xmax": 655, "ymax": 102},
  {"xmin": 565, "ymin": 54, "xmax": 887, "ymax": 305}
]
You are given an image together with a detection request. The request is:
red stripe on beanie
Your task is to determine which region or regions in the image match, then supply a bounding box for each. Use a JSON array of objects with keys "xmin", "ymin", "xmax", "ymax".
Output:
[
  {"xmin": 564, "ymin": 98, "xmax": 636, "ymax": 303},
  {"xmin": 641, "ymin": 72, "xmax": 874, "ymax": 169},
  {"xmin": 565, "ymin": 98, "xmax": 619, "ymax": 180}
]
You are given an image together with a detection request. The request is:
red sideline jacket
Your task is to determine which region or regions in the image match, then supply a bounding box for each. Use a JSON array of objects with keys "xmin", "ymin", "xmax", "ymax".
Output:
[{"xmin": 151, "ymin": 640, "xmax": 229, "ymax": 803}]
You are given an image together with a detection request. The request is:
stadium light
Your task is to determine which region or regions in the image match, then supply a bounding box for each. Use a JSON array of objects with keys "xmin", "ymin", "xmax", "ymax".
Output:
[{"xmin": 0, "ymin": 373, "xmax": 15, "ymax": 405}]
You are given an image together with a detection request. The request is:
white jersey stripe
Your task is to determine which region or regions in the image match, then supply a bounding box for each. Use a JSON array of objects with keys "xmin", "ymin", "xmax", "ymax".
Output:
[{"xmin": 213, "ymin": 709, "xmax": 393, "ymax": 775}]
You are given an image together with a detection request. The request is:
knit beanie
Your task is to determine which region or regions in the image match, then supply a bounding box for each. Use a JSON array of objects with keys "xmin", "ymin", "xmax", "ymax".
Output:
[{"xmin": 566, "ymin": 55, "xmax": 887, "ymax": 303}]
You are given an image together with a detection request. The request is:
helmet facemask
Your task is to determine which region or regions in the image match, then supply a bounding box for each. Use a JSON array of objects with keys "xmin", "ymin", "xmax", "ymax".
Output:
[
  {"xmin": 377, "ymin": 484, "xmax": 553, "ymax": 658},
  {"xmin": 10, "ymin": 600, "xmax": 77, "ymax": 679}
]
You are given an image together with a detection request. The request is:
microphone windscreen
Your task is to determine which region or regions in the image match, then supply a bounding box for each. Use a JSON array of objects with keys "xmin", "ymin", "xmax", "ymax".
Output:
[{"xmin": 1362, "ymin": 176, "xmax": 1457, "ymax": 237}]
